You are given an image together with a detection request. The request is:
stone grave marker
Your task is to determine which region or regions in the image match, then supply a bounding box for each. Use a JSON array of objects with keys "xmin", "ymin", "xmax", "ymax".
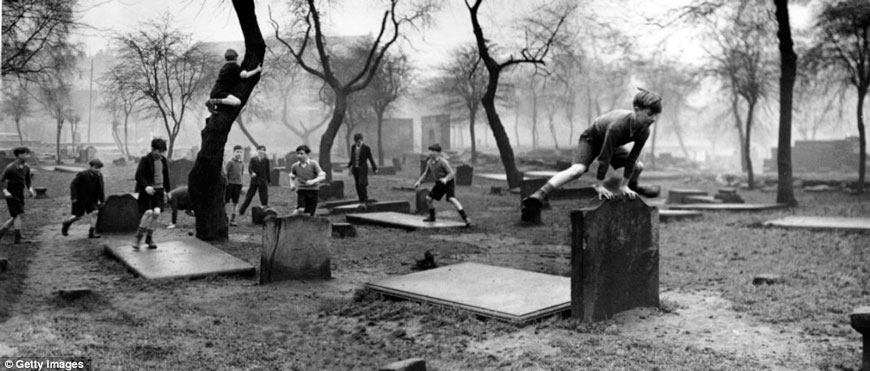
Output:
[
  {"xmin": 34, "ymin": 187, "xmax": 48, "ymax": 199},
  {"xmin": 244, "ymin": 146, "xmax": 252, "ymax": 163},
  {"xmin": 666, "ymin": 189, "xmax": 707, "ymax": 204},
  {"xmin": 331, "ymin": 200, "xmax": 410, "ymax": 215},
  {"xmin": 261, "ymin": 215, "xmax": 332, "ymax": 283},
  {"xmin": 270, "ymin": 166, "xmax": 283, "ymax": 186},
  {"xmin": 168, "ymin": 158, "xmax": 194, "ymax": 187},
  {"xmin": 416, "ymin": 188, "xmax": 429, "ymax": 214},
  {"xmin": 112, "ymin": 157, "xmax": 127, "ymax": 166},
  {"xmin": 715, "ymin": 187, "xmax": 745, "ymax": 203},
  {"xmin": 331, "ymin": 222, "xmax": 357, "ymax": 238},
  {"xmin": 251, "ymin": 205, "xmax": 278, "ymax": 225},
  {"xmin": 391, "ymin": 157, "xmax": 402, "ymax": 171},
  {"xmin": 456, "ymin": 164, "xmax": 473, "ymax": 186},
  {"xmin": 850, "ymin": 306, "xmax": 870, "ymax": 371},
  {"xmin": 330, "ymin": 180, "xmax": 344, "ymax": 199},
  {"xmin": 0, "ymin": 256, "xmax": 7, "ymax": 273},
  {"xmin": 96, "ymin": 194, "xmax": 140, "ymax": 233},
  {"xmin": 520, "ymin": 177, "xmax": 550, "ymax": 224},
  {"xmin": 570, "ymin": 198, "xmax": 659, "ymax": 322}
]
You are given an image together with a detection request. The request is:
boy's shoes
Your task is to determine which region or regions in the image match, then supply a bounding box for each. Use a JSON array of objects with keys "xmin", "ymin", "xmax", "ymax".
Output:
[
  {"xmin": 629, "ymin": 184, "xmax": 661, "ymax": 198},
  {"xmin": 145, "ymin": 231, "xmax": 157, "ymax": 249},
  {"xmin": 61, "ymin": 220, "xmax": 72, "ymax": 236},
  {"xmin": 463, "ymin": 218, "xmax": 472, "ymax": 227},
  {"xmin": 88, "ymin": 227, "xmax": 101, "ymax": 239},
  {"xmin": 422, "ymin": 216, "xmax": 436, "ymax": 222}
]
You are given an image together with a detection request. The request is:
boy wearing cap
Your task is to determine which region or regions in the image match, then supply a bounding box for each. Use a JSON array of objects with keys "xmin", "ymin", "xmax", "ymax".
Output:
[
  {"xmin": 61, "ymin": 159, "xmax": 106, "ymax": 239},
  {"xmin": 414, "ymin": 144, "xmax": 471, "ymax": 227},
  {"xmin": 522, "ymin": 89, "xmax": 663, "ymax": 215},
  {"xmin": 205, "ymin": 48, "xmax": 263, "ymax": 113}
]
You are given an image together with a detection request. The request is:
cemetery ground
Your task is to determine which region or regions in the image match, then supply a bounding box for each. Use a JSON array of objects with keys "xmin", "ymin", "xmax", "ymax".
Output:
[{"xmin": 0, "ymin": 160, "xmax": 868, "ymax": 370}]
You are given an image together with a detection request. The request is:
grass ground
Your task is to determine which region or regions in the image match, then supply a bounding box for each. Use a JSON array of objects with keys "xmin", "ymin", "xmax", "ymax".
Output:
[{"xmin": 0, "ymin": 158, "xmax": 868, "ymax": 370}]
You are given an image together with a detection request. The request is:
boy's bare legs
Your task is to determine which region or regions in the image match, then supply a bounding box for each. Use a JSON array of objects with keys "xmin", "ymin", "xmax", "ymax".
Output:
[
  {"xmin": 145, "ymin": 208, "xmax": 161, "ymax": 248},
  {"xmin": 447, "ymin": 197, "xmax": 471, "ymax": 226},
  {"xmin": 61, "ymin": 215, "xmax": 80, "ymax": 236},
  {"xmin": 87, "ymin": 211, "xmax": 100, "ymax": 238},
  {"xmin": 626, "ymin": 161, "xmax": 660, "ymax": 198},
  {"xmin": 523, "ymin": 164, "xmax": 588, "ymax": 210},
  {"xmin": 12, "ymin": 215, "xmax": 33, "ymax": 243}
]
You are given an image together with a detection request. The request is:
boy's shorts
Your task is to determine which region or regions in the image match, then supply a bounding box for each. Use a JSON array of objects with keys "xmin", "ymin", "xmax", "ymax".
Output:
[
  {"xmin": 428, "ymin": 179, "xmax": 456, "ymax": 201},
  {"xmin": 5, "ymin": 193, "xmax": 24, "ymax": 217},
  {"xmin": 72, "ymin": 202, "xmax": 98, "ymax": 217},
  {"xmin": 575, "ymin": 132, "xmax": 631, "ymax": 170},
  {"xmin": 296, "ymin": 190, "xmax": 318, "ymax": 216},
  {"xmin": 225, "ymin": 184, "xmax": 242, "ymax": 203},
  {"xmin": 138, "ymin": 188, "xmax": 166, "ymax": 214}
]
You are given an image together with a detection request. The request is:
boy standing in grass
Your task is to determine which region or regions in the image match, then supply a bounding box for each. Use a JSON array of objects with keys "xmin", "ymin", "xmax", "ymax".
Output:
[
  {"xmin": 0, "ymin": 147, "xmax": 37, "ymax": 244},
  {"xmin": 414, "ymin": 144, "xmax": 471, "ymax": 227},
  {"xmin": 288, "ymin": 145, "xmax": 326, "ymax": 216},
  {"xmin": 522, "ymin": 89, "xmax": 662, "ymax": 215},
  {"xmin": 239, "ymin": 145, "xmax": 270, "ymax": 215},
  {"xmin": 225, "ymin": 145, "xmax": 244, "ymax": 226},
  {"xmin": 61, "ymin": 159, "xmax": 105, "ymax": 239},
  {"xmin": 132, "ymin": 138, "xmax": 170, "ymax": 249},
  {"xmin": 204, "ymin": 48, "xmax": 262, "ymax": 113}
]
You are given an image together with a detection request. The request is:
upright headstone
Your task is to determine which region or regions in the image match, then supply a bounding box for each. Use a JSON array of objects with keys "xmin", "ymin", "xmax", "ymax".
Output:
[
  {"xmin": 251, "ymin": 206, "xmax": 278, "ymax": 225},
  {"xmin": 570, "ymin": 198, "xmax": 659, "ymax": 322},
  {"xmin": 261, "ymin": 215, "xmax": 332, "ymax": 283},
  {"xmin": 415, "ymin": 188, "xmax": 429, "ymax": 214},
  {"xmin": 392, "ymin": 157, "xmax": 402, "ymax": 171},
  {"xmin": 666, "ymin": 189, "xmax": 708, "ymax": 204},
  {"xmin": 330, "ymin": 180, "xmax": 344, "ymax": 199},
  {"xmin": 520, "ymin": 177, "xmax": 549, "ymax": 224},
  {"xmin": 168, "ymin": 158, "xmax": 194, "ymax": 187},
  {"xmin": 455, "ymin": 164, "xmax": 473, "ymax": 186},
  {"xmin": 270, "ymin": 167, "xmax": 283, "ymax": 186},
  {"xmin": 96, "ymin": 194, "xmax": 141, "ymax": 233}
]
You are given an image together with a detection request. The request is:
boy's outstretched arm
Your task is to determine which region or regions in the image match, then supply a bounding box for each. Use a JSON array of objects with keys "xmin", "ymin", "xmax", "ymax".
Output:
[{"xmin": 240, "ymin": 64, "xmax": 263, "ymax": 79}]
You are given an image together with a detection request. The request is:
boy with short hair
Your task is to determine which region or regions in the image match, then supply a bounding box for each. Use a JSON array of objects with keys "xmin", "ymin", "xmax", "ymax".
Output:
[
  {"xmin": 288, "ymin": 145, "xmax": 326, "ymax": 216},
  {"xmin": 205, "ymin": 48, "xmax": 263, "ymax": 113},
  {"xmin": 132, "ymin": 138, "xmax": 170, "ymax": 249},
  {"xmin": 225, "ymin": 145, "xmax": 244, "ymax": 226},
  {"xmin": 238, "ymin": 145, "xmax": 270, "ymax": 215},
  {"xmin": 414, "ymin": 144, "xmax": 471, "ymax": 227},
  {"xmin": 0, "ymin": 147, "xmax": 37, "ymax": 243},
  {"xmin": 347, "ymin": 133, "xmax": 377, "ymax": 204},
  {"xmin": 61, "ymin": 159, "xmax": 105, "ymax": 238},
  {"xmin": 523, "ymin": 89, "xmax": 663, "ymax": 215}
]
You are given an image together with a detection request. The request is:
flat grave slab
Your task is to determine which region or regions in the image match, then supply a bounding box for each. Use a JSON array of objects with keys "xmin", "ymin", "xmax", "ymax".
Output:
[
  {"xmin": 54, "ymin": 165, "xmax": 87, "ymax": 173},
  {"xmin": 667, "ymin": 203, "xmax": 788, "ymax": 211},
  {"xmin": 104, "ymin": 239, "xmax": 255, "ymax": 280},
  {"xmin": 366, "ymin": 262, "xmax": 570, "ymax": 323},
  {"xmin": 346, "ymin": 211, "xmax": 467, "ymax": 230},
  {"xmin": 659, "ymin": 209, "xmax": 703, "ymax": 222},
  {"xmin": 331, "ymin": 200, "xmax": 410, "ymax": 215},
  {"xmin": 763, "ymin": 216, "xmax": 870, "ymax": 232}
]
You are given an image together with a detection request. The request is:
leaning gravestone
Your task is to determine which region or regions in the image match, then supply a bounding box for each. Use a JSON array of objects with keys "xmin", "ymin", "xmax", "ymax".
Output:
[
  {"xmin": 96, "ymin": 194, "xmax": 141, "ymax": 233},
  {"xmin": 456, "ymin": 164, "xmax": 473, "ymax": 186},
  {"xmin": 168, "ymin": 158, "xmax": 194, "ymax": 187},
  {"xmin": 261, "ymin": 215, "xmax": 332, "ymax": 283},
  {"xmin": 570, "ymin": 197, "xmax": 659, "ymax": 322},
  {"xmin": 330, "ymin": 180, "xmax": 344, "ymax": 199}
]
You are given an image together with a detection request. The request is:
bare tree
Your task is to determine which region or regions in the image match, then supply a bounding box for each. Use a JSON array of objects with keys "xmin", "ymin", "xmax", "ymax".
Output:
[
  {"xmin": 34, "ymin": 72, "xmax": 73, "ymax": 164},
  {"xmin": 811, "ymin": 0, "xmax": 870, "ymax": 193},
  {"xmin": 270, "ymin": 0, "xmax": 436, "ymax": 181},
  {"xmin": 368, "ymin": 50, "xmax": 412, "ymax": 165},
  {"xmin": 99, "ymin": 63, "xmax": 140, "ymax": 158},
  {"xmin": 189, "ymin": 0, "xmax": 267, "ymax": 241},
  {"xmin": 66, "ymin": 110, "xmax": 81, "ymax": 152},
  {"xmin": 1, "ymin": 0, "xmax": 79, "ymax": 80},
  {"xmin": 773, "ymin": 0, "xmax": 798, "ymax": 205},
  {"xmin": 112, "ymin": 16, "xmax": 213, "ymax": 159},
  {"xmin": 466, "ymin": 0, "xmax": 575, "ymax": 188},
  {"xmin": 2, "ymin": 80, "xmax": 32, "ymax": 146},
  {"xmin": 426, "ymin": 44, "xmax": 489, "ymax": 163}
]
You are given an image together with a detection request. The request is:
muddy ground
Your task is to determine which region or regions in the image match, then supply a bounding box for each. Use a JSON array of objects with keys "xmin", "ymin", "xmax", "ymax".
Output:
[{"xmin": 0, "ymin": 160, "xmax": 867, "ymax": 370}]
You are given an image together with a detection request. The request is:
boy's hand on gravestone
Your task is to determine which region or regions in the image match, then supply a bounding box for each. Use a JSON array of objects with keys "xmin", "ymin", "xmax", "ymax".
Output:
[
  {"xmin": 620, "ymin": 185, "xmax": 638, "ymax": 200},
  {"xmin": 593, "ymin": 183, "xmax": 613, "ymax": 200}
]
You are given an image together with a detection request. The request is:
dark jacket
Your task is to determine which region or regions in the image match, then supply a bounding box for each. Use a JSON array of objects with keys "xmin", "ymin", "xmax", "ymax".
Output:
[
  {"xmin": 135, "ymin": 153, "xmax": 170, "ymax": 193},
  {"xmin": 248, "ymin": 156, "xmax": 270, "ymax": 186},
  {"xmin": 70, "ymin": 169, "xmax": 105, "ymax": 206},
  {"xmin": 347, "ymin": 143, "xmax": 377, "ymax": 174}
]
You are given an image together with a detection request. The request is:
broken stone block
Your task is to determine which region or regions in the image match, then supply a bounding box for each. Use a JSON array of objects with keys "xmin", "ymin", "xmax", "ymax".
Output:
[
  {"xmin": 571, "ymin": 198, "xmax": 659, "ymax": 322},
  {"xmin": 752, "ymin": 274, "xmax": 784, "ymax": 285},
  {"xmin": 0, "ymin": 256, "xmax": 7, "ymax": 273},
  {"xmin": 34, "ymin": 187, "xmax": 48, "ymax": 199},
  {"xmin": 331, "ymin": 222, "xmax": 357, "ymax": 238},
  {"xmin": 261, "ymin": 215, "xmax": 332, "ymax": 283},
  {"xmin": 379, "ymin": 358, "xmax": 426, "ymax": 371},
  {"xmin": 58, "ymin": 287, "xmax": 93, "ymax": 301},
  {"xmin": 96, "ymin": 194, "xmax": 140, "ymax": 234},
  {"xmin": 666, "ymin": 189, "xmax": 708, "ymax": 204}
]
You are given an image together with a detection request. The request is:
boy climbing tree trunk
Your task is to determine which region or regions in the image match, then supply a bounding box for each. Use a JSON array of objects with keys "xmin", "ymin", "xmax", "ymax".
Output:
[{"xmin": 188, "ymin": 0, "xmax": 266, "ymax": 241}]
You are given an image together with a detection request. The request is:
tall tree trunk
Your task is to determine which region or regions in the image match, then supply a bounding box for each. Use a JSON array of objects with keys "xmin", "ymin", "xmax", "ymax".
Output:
[
  {"xmin": 547, "ymin": 112, "xmax": 559, "ymax": 150},
  {"xmin": 15, "ymin": 118, "xmax": 24, "ymax": 146},
  {"xmin": 530, "ymin": 87, "xmax": 539, "ymax": 150},
  {"xmin": 55, "ymin": 118, "xmax": 63, "ymax": 164},
  {"xmin": 124, "ymin": 115, "xmax": 130, "ymax": 159},
  {"xmin": 319, "ymin": 91, "xmax": 347, "ymax": 183},
  {"xmin": 731, "ymin": 95, "xmax": 747, "ymax": 172},
  {"xmin": 513, "ymin": 111, "xmax": 520, "ymax": 148},
  {"xmin": 774, "ymin": 0, "xmax": 797, "ymax": 205},
  {"xmin": 376, "ymin": 110, "xmax": 385, "ymax": 166},
  {"xmin": 744, "ymin": 100, "xmax": 756, "ymax": 189},
  {"xmin": 650, "ymin": 115, "xmax": 658, "ymax": 170},
  {"xmin": 189, "ymin": 0, "xmax": 266, "ymax": 241},
  {"xmin": 481, "ymin": 70, "xmax": 521, "ymax": 188},
  {"xmin": 857, "ymin": 88, "xmax": 867, "ymax": 193},
  {"xmin": 235, "ymin": 113, "xmax": 260, "ymax": 147},
  {"xmin": 469, "ymin": 108, "xmax": 478, "ymax": 164}
]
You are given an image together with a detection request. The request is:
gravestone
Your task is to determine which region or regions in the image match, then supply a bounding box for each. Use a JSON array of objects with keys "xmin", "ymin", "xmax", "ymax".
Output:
[
  {"xmin": 850, "ymin": 306, "xmax": 870, "ymax": 371},
  {"xmin": 570, "ymin": 198, "xmax": 659, "ymax": 322},
  {"xmin": 331, "ymin": 200, "xmax": 410, "ymax": 215},
  {"xmin": 168, "ymin": 158, "xmax": 194, "ymax": 187},
  {"xmin": 284, "ymin": 152, "xmax": 299, "ymax": 169},
  {"xmin": 715, "ymin": 187, "xmax": 745, "ymax": 203},
  {"xmin": 331, "ymin": 222, "xmax": 357, "ymax": 238},
  {"xmin": 684, "ymin": 195, "xmax": 721, "ymax": 204},
  {"xmin": 57, "ymin": 287, "xmax": 93, "ymax": 301},
  {"xmin": 251, "ymin": 205, "xmax": 278, "ymax": 225},
  {"xmin": 666, "ymin": 189, "xmax": 707, "ymax": 204},
  {"xmin": 416, "ymin": 188, "xmax": 429, "ymax": 214},
  {"xmin": 270, "ymin": 167, "xmax": 283, "ymax": 186},
  {"xmin": 261, "ymin": 215, "xmax": 332, "ymax": 283},
  {"xmin": 96, "ymin": 194, "xmax": 141, "ymax": 233},
  {"xmin": 520, "ymin": 177, "xmax": 550, "ymax": 224},
  {"xmin": 490, "ymin": 186, "xmax": 502, "ymax": 195},
  {"xmin": 0, "ymin": 256, "xmax": 7, "ymax": 273},
  {"xmin": 34, "ymin": 187, "xmax": 48, "ymax": 199},
  {"xmin": 456, "ymin": 164, "xmax": 473, "ymax": 186},
  {"xmin": 392, "ymin": 157, "xmax": 402, "ymax": 171},
  {"xmin": 330, "ymin": 180, "xmax": 344, "ymax": 199},
  {"xmin": 112, "ymin": 157, "xmax": 127, "ymax": 166}
]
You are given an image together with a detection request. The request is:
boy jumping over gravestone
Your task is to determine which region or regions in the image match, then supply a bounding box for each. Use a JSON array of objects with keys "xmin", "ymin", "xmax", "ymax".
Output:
[
  {"xmin": 225, "ymin": 145, "xmax": 244, "ymax": 226},
  {"xmin": 289, "ymin": 145, "xmax": 326, "ymax": 216},
  {"xmin": 522, "ymin": 89, "xmax": 662, "ymax": 215},
  {"xmin": 166, "ymin": 186, "xmax": 194, "ymax": 229},
  {"xmin": 414, "ymin": 144, "xmax": 471, "ymax": 227},
  {"xmin": 238, "ymin": 145, "xmax": 270, "ymax": 215},
  {"xmin": 204, "ymin": 48, "xmax": 263, "ymax": 113},
  {"xmin": 61, "ymin": 159, "xmax": 105, "ymax": 238},
  {"xmin": 347, "ymin": 133, "xmax": 377, "ymax": 204},
  {"xmin": 132, "ymin": 138, "xmax": 170, "ymax": 249},
  {"xmin": 0, "ymin": 147, "xmax": 37, "ymax": 244}
]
